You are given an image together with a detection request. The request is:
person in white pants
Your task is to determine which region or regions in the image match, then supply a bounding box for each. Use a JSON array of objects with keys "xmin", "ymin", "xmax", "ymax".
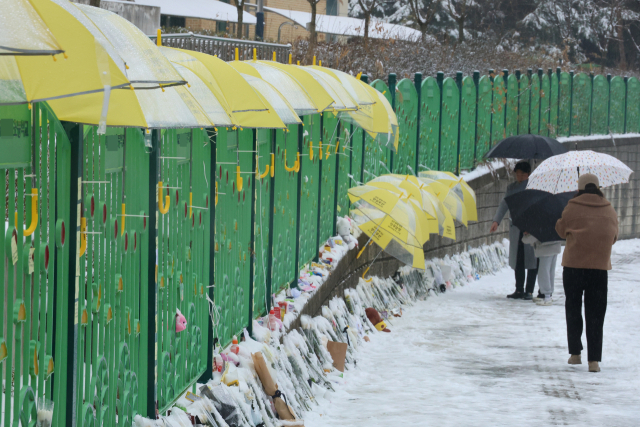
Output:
[{"xmin": 522, "ymin": 233, "xmax": 562, "ymax": 305}]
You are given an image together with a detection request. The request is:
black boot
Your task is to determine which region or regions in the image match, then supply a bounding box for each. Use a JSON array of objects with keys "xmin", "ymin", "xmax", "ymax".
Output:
[
  {"xmin": 507, "ymin": 291, "xmax": 525, "ymax": 299},
  {"xmin": 523, "ymin": 292, "xmax": 534, "ymax": 300}
]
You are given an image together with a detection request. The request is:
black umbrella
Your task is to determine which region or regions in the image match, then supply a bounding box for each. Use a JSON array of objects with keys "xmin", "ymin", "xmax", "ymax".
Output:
[
  {"xmin": 505, "ymin": 189, "xmax": 576, "ymax": 242},
  {"xmin": 485, "ymin": 134, "xmax": 568, "ymax": 159}
]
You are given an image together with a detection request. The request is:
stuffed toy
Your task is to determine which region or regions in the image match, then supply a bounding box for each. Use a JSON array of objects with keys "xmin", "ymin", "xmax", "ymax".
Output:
[
  {"xmin": 175, "ymin": 308, "xmax": 187, "ymax": 333},
  {"xmin": 365, "ymin": 307, "xmax": 390, "ymax": 332}
]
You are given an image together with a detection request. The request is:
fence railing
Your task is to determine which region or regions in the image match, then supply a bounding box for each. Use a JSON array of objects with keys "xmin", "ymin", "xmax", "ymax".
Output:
[
  {"xmin": 1, "ymin": 65, "xmax": 638, "ymax": 427},
  {"xmin": 149, "ymin": 33, "xmax": 292, "ymax": 62}
]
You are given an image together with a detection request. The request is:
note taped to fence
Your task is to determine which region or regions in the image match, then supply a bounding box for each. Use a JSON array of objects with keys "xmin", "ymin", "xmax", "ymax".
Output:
[
  {"xmin": 11, "ymin": 233, "xmax": 18, "ymax": 265},
  {"xmin": 28, "ymin": 247, "xmax": 35, "ymax": 274}
]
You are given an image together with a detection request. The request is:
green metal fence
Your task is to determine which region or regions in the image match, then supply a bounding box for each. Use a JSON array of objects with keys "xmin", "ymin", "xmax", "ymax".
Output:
[{"xmin": 2, "ymin": 66, "xmax": 639, "ymax": 425}]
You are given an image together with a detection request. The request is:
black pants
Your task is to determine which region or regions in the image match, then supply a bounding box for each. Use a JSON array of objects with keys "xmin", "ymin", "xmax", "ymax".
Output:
[
  {"xmin": 563, "ymin": 267, "xmax": 608, "ymax": 361},
  {"xmin": 515, "ymin": 232, "xmax": 538, "ymax": 294}
]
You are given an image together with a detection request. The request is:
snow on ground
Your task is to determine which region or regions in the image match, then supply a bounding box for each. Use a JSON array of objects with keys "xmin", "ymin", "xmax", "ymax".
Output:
[{"xmin": 304, "ymin": 240, "xmax": 640, "ymax": 427}]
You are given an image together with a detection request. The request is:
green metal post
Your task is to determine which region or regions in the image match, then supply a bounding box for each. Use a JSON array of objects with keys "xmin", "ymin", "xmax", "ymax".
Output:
[
  {"xmin": 607, "ymin": 74, "xmax": 612, "ymax": 133},
  {"xmin": 294, "ymin": 123, "xmax": 303, "ymax": 276},
  {"xmin": 527, "ymin": 69, "xmax": 533, "ymax": 134},
  {"xmin": 556, "ymin": 67, "xmax": 562, "ymax": 134},
  {"xmin": 488, "ymin": 69, "xmax": 495, "ymax": 145},
  {"xmin": 503, "ymin": 69, "xmax": 509, "ymax": 128},
  {"xmin": 361, "ymin": 74, "xmax": 369, "ymax": 181},
  {"xmin": 515, "ymin": 70, "xmax": 521, "ymax": 134},
  {"xmin": 248, "ymin": 130, "xmax": 257, "ymax": 324},
  {"xmin": 202, "ymin": 129, "xmax": 216, "ymax": 383},
  {"xmin": 538, "ymin": 69, "xmax": 544, "ymax": 134},
  {"xmin": 267, "ymin": 129, "xmax": 276, "ymax": 307},
  {"xmin": 569, "ymin": 70, "xmax": 574, "ymax": 136},
  {"xmin": 414, "ymin": 72, "xmax": 422, "ymax": 174},
  {"xmin": 388, "ymin": 73, "xmax": 397, "ymax": 171},
  {"xmin": 63, "ymin": 121, "xmax": 83, "ymax": 427},
  {"xmin": 624, "ymin": 76, "xmax": 629, "ymax": 133},
  {"xmin": 589, "ymin": 72, "xmax": 595, "ymax": 135},
  {"xmin": 436, "ymin": 71, "xmax": 444, "ymax": 170},
  {"xmin": 472, "ymin": 70, "xmax": 480, "ymax": 164},
  {"xmin": 455, "ymin": 71, "xmax": 463, "ymax": 174},
  {"xmin": 332, "ymin": 120, "xmax": 340, "ymax": 236}
]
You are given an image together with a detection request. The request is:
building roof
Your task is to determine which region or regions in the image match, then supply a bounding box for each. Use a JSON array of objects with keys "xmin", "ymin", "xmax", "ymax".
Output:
[
  {"xmin": 136, "ymin": 0, "xmax": 257, "ymax": 24},
  {"xmin": 264, "ymin": 7, "xmax": 421, "ymax": 41}
]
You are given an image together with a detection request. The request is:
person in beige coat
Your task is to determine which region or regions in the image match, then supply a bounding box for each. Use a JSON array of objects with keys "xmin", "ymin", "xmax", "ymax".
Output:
[{"xmin": 555, "ymin": 174, "xmax": 619, "ymax": 373}]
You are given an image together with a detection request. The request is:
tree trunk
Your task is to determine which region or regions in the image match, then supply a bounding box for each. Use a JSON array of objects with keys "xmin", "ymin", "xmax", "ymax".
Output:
[
  {"xmin": 617, "ymin": 9, "xmax": 627, "ymax": 69},
  {"xmin": 364, "ymin": 13, "xmax": 370, "ymax": 49},
  {"xmin": 420, "ymin": 22, "xmax": 429, "ymax": 43},
  {"xmin": 236, "ymin": 3, "xmax": 244, "ymax": 39},
  {"xmin": 89, "ymin": 0, "xmax": 100, "ymax": 7},
  {"xmin": 306, "ymin": 1, "xmax": 318, "ymax": 64},
  {"xmin": 457, "ymin": 17, "xmax": 465, "ymax": 43}
]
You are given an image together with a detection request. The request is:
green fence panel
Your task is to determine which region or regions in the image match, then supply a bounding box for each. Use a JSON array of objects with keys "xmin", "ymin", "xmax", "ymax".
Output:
[
  {"xmin": 214, "ymin": 128, "xmax": 253, "ymax": 348},
  {"xmin": 253, "ymin": 129, "xmax": 272, "ymax": 318},
  {"xmin": 319, "ymin": 113, "xmax": 339, "ymax": 243},
  {"xmin": 506, "ymin": 74, "xmax": 518, "ymax": 137},
  {"xmin": 0, "ymin": 103, "xmax": 72, "ymax": 427},
  {"xmin": 627, "ymin": 77, "xmax": 640, "ymax": 133},
  {"xmin": 272, "ymin": 125, "xmax": 299, "ymax": 293},
  {"xmin": 491, "ymin": 74, "xmax": 506, "ymax": 145},
  {"xmin": 530, "ymin": 73, "xmax": 541, "ymax": 134},
  {"xmin": 590, "ymin": 75, "xmax": 608, "ymax": 135},
  {"xmin": 549, "ymin": 72, "xmax": 560, "ymax": 137},
  {"xmin": 155, "ymin": 128, "xmax": 210, "ymax": 413},
  {"xmin": 540, "ymin": 73, "xmax": 550, "ymax": 136},
  {"xmin": 298, "ymin": 115, "xmax": 321, "ymax": 269},
  {"xmin": 518, "ymin": 74, "xmax": 531, "ymax": 135},
  {"xmin": 418, "ymin": 77, "xmax": 440, "ymax": 171},
  {"xmin": 559, "ymin": 72, "xmax": 571, "ymax": 136},
  {"xmin": 394, "ymin": 78, "xmax": 418, "ymax": 174},
  {"xmin": 476, "ymin": 75, "xmax": 492, "ymax": 159},
  {"xmin": 350, "ymin": 124, "xmax": 365, "ymax": 185},
  {"xmin": 336, "ymin": 125, "xmax": 352, "ymax": 217},
  {"xmin": 609, "ymin": 76, "xmax": 625, "ymax": 134},
  {"xmin": 571, "ymin": 73, "xmax": 592, "ymax": 136},
  {"xmin": 440, "ymin": 77, "xmax": 460, "ymax": 172},
  {"xmin": 459, "ymin": 76, "xmax": 476, "ymax": 170},
  {"xmin": 371, "ymin": 80, "xmax": 393, "ymax": 174}
]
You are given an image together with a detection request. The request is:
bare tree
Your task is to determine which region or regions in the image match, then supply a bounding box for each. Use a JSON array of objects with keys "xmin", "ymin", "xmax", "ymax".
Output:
[
  {"xmin": 231, "ymin": 0, "xmax": 246, "ymax": 39},
  {"xmin": 407, "ymin": 0, "xmax": 439, "ymax": 43},
  {"xmin": 443, "ymin": 0, "xmax": 477, "ymax": 43},
  {"xmin": 89, "ymin": 0, "xmax": 100, "ymax": 7},
  {"xmin": 356, "ymin": 0, "xmax": 382, "ymax": 49},
  {"xmin": 307, "ymin": 0, "xmax": 322, "ymax": 63}
]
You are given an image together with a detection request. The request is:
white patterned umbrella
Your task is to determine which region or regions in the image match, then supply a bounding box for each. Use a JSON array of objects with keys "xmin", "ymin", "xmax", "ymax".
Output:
[{"xmin": 527, "ymin": 150, "xmax": 633, "ymax": 194}]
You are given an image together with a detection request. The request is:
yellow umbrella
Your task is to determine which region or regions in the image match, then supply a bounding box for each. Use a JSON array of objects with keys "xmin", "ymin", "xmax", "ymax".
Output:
[
  {"xmin": 230, "ymin": 59, "xmax": 330, "ymax": 115},
  {"xmin": 264, "ymin": 61, "xmax": 337, "ymax": 112},
  {"xmin": 74, "ymin": 3, "xmax": 185, "ymax": 89},
  {"xmin": 1, "ymin": 0, "xmax": 131, "ymax": 105},
  {"xmin": 360, "ymin": 83, "xmax": 400, "ymax": 152},
  {"xmin": 1, "ymin": 0, "xmax": 63, "ymax": 56},
  {"xmin": 239, "ymin": 73, "xmax": 301, "ymax": 125},
  {"xmin": 418, "ymin": 177, "xmax": 469, "ymax": 226},
  {"xmin": 310, "ymin": 66, "xmax": 376, "ymax": 107},
  {"xmin": 419, "ymin": 170, "xmax": 478, "ymax": 221},
  {"xmin": 299, "ymin": 66, "xmax": 358, "ymax": 111},
  {"xmin": 161, "ymin": 47, "xmax": 286, "ymax": 129},
  {"xmin": 368, "ymin": 175, "xmax": 456, "ymax": 240}
]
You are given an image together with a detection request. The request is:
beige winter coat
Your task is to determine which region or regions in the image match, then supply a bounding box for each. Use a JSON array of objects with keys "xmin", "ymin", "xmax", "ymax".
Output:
[{"xmin": 555, "ymin": 194, "xmax": 619, "ymax": 270}]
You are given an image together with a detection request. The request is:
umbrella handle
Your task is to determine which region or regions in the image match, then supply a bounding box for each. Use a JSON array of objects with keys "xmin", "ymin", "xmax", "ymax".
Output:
[
  {"xmin": 158, "ymin": 181, "xmax": 170, "ymax": 214},
  {"xmin": 361, "ymin": 265, "xmax": 373, "ymax": 282},
  {"xmin": 15, "ymin": 188, "xmax": 38, "ymax": 237},
  {"xmin": 309, "ymin": 141, "xmax": 314, "ymax": 161},
  {"xmin": 270, "ymin": 153, "xmax": 275, "ymax": 178}
]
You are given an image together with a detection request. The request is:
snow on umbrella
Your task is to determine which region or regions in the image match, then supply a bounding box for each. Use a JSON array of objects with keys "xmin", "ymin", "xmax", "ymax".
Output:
[
  {"xmin": 505, "ymin": 190, "xmax": 575, "ymax": 243},
  {"xmin": 484, "ymin": 134, "xmax": 568, "ymax": 160},
  {"xmin": 527, "ymin": 150, "xmax": 633, "ymax": 194}
]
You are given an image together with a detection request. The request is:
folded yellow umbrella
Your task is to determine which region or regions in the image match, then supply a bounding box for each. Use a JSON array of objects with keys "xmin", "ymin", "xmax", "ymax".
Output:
[
  {"xmin": 263, "ymin": 61, "xmax": 337, "ymax": 112},
  {"xmin": 1, "ymin": 0, "xmax": 132, "ymax": 106},
  {"xmin": 310, "ymin": 66, "xmax": 376, "ymax": 107},
  {"xmin": 360, "ymin": 83, "xmax": 400, "ymax": 152},
  {"xmin": 419, "ymin": 170, "xmax": 477, "ymax": 221},
  {"xmin": 162, "ymin": 47, "xmax": 286, "ymax": 129},
  {"xmin": 1, "ymin": 0, "xmax": 63, "ymax": 56}
]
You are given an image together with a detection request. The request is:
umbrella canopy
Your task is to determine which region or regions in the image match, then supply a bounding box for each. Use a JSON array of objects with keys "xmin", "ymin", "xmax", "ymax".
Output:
[
  {"xmin": 505, "ymin": 190, "xmax": 576, "ymax": 242},
  {"xmin": 484, "ymin": 134, "xmax": 568, "ymax": 159},
  {"xmin": 1, "ymin": 0, "xmax": 131, "ymax": 105},
  {"xmin": 527, "ymin": 150, "xmax": 633, "ymax": 193},
  {"xmin": 348, "ymin": 82, "xmax": 399, "ymax": 152},
  {"xmin": 1, "ymin": 0, "xmax": 63, "ymax": 56},
  {"xmin": 418, "ymin": 177, "xmax": 468, "ymax": 227},
  {"xmin": 161, "ymin": 47, "xmax": 286, "ymax": 129},
  {"xmin": 418, "ymin": 170, "xmax": 477, "ymax": 221},
  {"xmin": 265, "ymin": 61, "xmax": 338, "ymax": 112},
  {"xmin": 230, "ymin": 60, "xmax": 332, "ymax": 115},
  {"xmin": 299, "ymin": 65, "xmax": 358, "ymax": 111},
  {"xmin": 368, "ymin": 174, "xmax": 455, "ymax": 239},
  {"xmin": 74, "ymin": 3, "xmax": 185, "ymax": 89},
  {"xmin": 239, "ymin": 73, "xmax": 301, "ymax": 125}
]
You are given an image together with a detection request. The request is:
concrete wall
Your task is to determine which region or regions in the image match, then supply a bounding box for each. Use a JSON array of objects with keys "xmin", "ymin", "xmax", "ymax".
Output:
[{"xmin": 289, "ymin": 135, "xmax": 640, "ymax": 328}]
